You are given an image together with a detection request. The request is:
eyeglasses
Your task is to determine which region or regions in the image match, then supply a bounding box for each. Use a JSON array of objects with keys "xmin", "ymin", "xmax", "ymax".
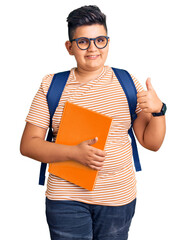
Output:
[{"xmin": 70, "ymin": 36, "xmax": 109, "ymax": 50}]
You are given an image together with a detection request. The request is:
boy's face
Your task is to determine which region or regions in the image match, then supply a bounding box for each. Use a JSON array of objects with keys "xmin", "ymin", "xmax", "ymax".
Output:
[{"xmin": 66, "ymin": 24, "xmax": 110, "ymax": 71}]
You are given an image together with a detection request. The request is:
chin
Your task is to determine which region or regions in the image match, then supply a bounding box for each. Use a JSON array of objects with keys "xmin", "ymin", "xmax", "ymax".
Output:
[{"xmin": 86, "ymin": 61, "xmax": 104, "ymax": 70}]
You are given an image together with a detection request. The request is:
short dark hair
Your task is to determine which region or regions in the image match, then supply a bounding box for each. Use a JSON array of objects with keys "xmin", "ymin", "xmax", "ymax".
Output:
[{"xmin": 67, "ymin": 5, "xmax": 107, "ymax": 41}]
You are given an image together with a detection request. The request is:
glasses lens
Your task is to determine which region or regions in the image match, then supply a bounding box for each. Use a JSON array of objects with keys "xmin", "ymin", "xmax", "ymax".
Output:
[
  {"xmin": 95, "ymin": 36, "xmax": 108, "ymax": 49},
  {"xmin": 77, "ymin": 38, "xmax": 89, "ymax": 50}
]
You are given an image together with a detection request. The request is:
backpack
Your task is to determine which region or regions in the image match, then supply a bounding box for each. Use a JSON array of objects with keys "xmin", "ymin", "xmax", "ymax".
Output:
[{"xmin": 39, "ymin": 67, "xmax": 141, "ymax": 186}]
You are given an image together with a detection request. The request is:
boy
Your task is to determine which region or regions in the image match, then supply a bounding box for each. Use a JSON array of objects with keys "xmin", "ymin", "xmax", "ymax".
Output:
[{"xmin": 20, "ymin": 5, "xmax": 166, "ymax": 240}]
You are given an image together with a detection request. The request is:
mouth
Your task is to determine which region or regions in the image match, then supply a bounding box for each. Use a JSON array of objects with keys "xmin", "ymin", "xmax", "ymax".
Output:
[{"xmin": 86, "ymin": 54, "xmax": 100, "ymax": 60}]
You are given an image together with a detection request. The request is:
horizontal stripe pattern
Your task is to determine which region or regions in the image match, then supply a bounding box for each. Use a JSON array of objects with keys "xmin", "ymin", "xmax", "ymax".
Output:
[{"xmin": 26, "ymin": 66, "xmax": 143, "ymax": 206}]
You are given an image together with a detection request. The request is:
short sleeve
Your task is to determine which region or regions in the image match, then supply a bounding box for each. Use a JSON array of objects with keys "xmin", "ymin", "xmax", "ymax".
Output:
[
  {"xmin": 25, "ymin": 74, "xmax": 54, "ymax": 129},
  {"xmin": 130, "ymin": 74, "xmax": 144, "ymax": 115}
]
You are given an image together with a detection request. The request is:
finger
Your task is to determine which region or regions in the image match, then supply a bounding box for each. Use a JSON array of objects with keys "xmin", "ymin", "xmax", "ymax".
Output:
[
  {"xmin": 137, "ymin": 96, "xmax": 147, "ymax": 104},
  {"xmin": 146, "ymin": 78, "xmax": 153, "ymax": 91},
  {"xmin": 142, "ymin": 108, "xmax": 151, "ymax": 113},
  {"xmin": 86, "ymin": 137, "xmax": 98, "ymax": 146},
  {"xmin": 137, "ymin": 91, "xmax": 147, "ymax": 98},
  {"xmin": 93, "ymin": 154, "xmax": 105, "ymax": 162},
  {"xmin": 92, "ymin": 159, "xmax": 105, "ymax": 166},
  {"xmin": 139, "ymin": 103, "xmax": 148, "ymax": 109},
  {"xmin": 89, "ymin": 164, "xmax": 103, "ymax": 171},
  {"xmin": 93, "ymin": 148, "xmax": 107, "ymax": 157},
  {"xmin": 90, "ymin": 158, "xmax": 104, "ymax": 169}
]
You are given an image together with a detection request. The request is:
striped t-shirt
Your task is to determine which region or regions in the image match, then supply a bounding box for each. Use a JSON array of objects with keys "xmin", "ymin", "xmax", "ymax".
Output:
[{"xmin": 26, "ymin": 66, "xmax": 143, "ymax": 206}]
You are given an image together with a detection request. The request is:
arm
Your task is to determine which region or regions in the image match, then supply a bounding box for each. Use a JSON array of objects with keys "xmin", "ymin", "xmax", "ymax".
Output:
[
  {"xmin": 20, "ymin": 122, "xmax": 106, "ymax": 170},
  {"xmin": 20, "ymin": 122, "xmax": 74, "ymax": 163},
  {"xmin": 133, "ymin": 111, "xmax": 166, "ymax": 151},
  {"xmin": 132, "ymin": 78, "xmax": 166, "ymax": 151}
]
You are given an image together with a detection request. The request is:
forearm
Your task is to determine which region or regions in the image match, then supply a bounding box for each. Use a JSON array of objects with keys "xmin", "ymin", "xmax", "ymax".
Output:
[
  {"xmin": 21, "ymin": 137, "xmax": 74, "ymax": 163},
  {"xmin": 143, "ymin": 115, "xmax": 166, "ymax": 151}
]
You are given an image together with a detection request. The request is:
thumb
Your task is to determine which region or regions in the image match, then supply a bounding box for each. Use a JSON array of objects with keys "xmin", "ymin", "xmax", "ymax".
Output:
[
  {"xmin": 86, "ymin": 137, "xmax": 98, "ymax": 146},
  {"xmin": 146, "ymin": 78, "xmax": 153, "ymax": 91}
]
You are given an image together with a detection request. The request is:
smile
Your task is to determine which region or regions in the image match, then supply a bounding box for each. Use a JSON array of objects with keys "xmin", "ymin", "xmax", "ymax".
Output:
[{"xmin": 86, "ymin": 55, "xmax": 100, "ymax": 59}]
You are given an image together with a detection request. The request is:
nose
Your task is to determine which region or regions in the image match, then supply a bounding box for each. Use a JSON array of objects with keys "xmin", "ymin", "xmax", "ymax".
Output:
[{"xmin": 88, "ymin": 40, "xmax": 97, "ymax": 51}]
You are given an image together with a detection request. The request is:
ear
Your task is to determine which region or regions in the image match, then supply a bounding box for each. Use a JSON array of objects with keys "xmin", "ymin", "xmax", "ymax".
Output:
[{"xmin": 65, "ymin": 41, "xmax": 74, "ymax": 55}]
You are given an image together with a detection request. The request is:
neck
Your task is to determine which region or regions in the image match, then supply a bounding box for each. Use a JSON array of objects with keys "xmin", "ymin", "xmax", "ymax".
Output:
[{"xmin": 75, "ymin": 65, "xmax": 105, "ymax": 83}]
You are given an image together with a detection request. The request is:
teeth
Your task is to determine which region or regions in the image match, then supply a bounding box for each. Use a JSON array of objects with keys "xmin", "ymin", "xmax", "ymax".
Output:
[{"xmin": 87, "ymin": 55, "xmax": 99, "ymax": 57}]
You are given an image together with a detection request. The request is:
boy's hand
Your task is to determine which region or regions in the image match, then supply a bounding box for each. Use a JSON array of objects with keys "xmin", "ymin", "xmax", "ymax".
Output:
[
  {"xmin": 137, "ymin": 78, "xmax": 163, "ymax": 113},
  {"xmin": 71, "ymin": 137, "xmax": 107, "ymax": 171}
]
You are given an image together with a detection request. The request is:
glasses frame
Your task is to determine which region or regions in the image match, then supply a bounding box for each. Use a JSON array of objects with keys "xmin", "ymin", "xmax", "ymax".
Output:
[{"xmin": 70, "ymin": 36, "xmax": 110, "ymax": 50}]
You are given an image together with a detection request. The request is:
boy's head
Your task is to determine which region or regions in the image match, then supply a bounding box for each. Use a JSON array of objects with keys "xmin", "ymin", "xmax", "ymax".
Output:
[
  {"xmin": 67, "ymin": 5, "xmax": 107, "ymax": 41},
  {"xmin": 65, "ymin": 5, "xmax": 109, "ymax": 72}
]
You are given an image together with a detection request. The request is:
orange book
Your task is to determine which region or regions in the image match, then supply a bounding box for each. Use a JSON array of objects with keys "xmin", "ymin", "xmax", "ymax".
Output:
[{"xmin": 48, "ymin": 101, "xmax": 113, "ymax": 191}]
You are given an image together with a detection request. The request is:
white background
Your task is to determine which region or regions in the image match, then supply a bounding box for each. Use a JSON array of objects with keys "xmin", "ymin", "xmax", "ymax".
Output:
[{"xmin": 1, "ymin": 0, "xmax": 186, "ymax": 239}]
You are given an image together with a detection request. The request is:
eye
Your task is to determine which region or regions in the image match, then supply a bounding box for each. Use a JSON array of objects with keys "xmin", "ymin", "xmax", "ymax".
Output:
[
  {"xmin": 96, "ymin": 37, "xmax": 106, "ymax": 43},
  {"xmin": 78, "ymin": 38, "xmax": 89, "ymax": 45}
]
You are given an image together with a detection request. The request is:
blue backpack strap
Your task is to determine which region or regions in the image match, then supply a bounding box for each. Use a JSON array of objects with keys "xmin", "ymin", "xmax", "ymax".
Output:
[
  {"xmin": 39, "ymin": 70, "xmax": 70, "ymax": 185},
  {"xmin": 112, "ymin": 67, "xmax": 142, "ymax": 171}
]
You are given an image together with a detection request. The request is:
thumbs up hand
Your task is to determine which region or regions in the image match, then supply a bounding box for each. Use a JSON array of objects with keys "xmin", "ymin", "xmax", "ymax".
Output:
[{"xmin": 137, "ymin": 78, "xmax": 163, "ymax": 114}]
